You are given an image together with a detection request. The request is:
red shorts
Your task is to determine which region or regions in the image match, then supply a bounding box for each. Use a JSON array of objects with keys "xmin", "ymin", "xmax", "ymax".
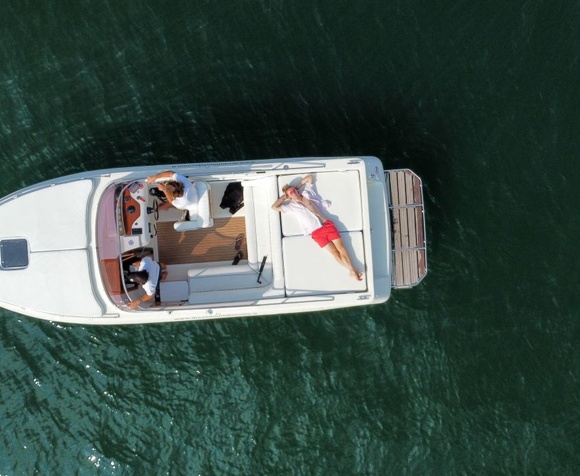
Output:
[{"xmin": 311, "ymin": 220, "xmax": 341, "ymax": 247}]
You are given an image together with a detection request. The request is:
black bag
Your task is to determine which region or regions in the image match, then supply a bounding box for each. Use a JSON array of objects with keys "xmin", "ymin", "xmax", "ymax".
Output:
[{"xmin": 220, "ymin": 182, "xmax": 244, "ymax": 214}]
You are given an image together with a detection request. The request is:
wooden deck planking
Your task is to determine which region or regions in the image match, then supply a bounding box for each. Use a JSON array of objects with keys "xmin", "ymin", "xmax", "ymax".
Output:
[
  {"xmin": 415, "ymin": 206, "xmax": 427, "ymax": 277},
  {"xmin": 404, "ymin": 171, "xmax": 419, "ymax": 284},
  {"xmin": 157, "ymin": 217, "xmax": 248, "ymax": 265},
  {"xmin": 390, "ymin": 173, "xmax": 405, "ymax": 286},
  {"xmin": 389, "ymin": 170, "xmax": 426, "ymax": 287},
  {"xmin": 396, "ymin": 171, "xmax": 413, "ymax": 286}
]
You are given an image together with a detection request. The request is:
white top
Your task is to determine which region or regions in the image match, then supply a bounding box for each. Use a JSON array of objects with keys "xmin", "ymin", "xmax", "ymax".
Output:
[
  {"xmin": 138, "ymin": 257, "xmax": 160, "ymax": 296},
  {"xmin": 170, "ymin": 173, "xmax": 198, "ymax": 211},
  {"xmin": 279, "ymin": 184, "xmax": 323, "ymax": 235}
]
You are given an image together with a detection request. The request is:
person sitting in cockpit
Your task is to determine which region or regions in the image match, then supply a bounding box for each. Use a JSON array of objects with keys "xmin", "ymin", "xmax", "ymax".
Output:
[{"xmin": 126, "ymin": 256, "xmax": 167, "ymax": 309}]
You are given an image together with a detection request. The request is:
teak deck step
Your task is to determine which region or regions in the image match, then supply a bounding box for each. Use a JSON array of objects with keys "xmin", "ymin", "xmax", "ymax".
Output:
[
  {"xmin": 387, "ymin": 170, "xmax": 427, "ymax": 288},
  {"xmin": 157, "ymin": 217, "xmax": 247, "ymax": 265}
]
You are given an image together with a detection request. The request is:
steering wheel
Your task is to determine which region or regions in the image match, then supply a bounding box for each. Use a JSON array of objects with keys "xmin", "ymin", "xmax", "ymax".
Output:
[{"xmin": 153, "ymin": 199, "xmax": 159, "ymax": 221}]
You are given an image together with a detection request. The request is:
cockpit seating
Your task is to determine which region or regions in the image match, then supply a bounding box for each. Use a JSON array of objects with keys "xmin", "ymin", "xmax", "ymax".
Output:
[{"xmin": 173, "ymin": 181, "xmax": 213, "ymax": 231}]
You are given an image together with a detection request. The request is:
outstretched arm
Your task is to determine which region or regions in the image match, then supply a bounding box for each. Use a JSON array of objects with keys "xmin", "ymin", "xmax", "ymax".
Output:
[
  {"xmin": 146, "ymin": 170, "xmax": 175, "ymax": 184},
  {"xmin": 146, "ymin": 171, "xmax": 176, "ymax": 208},
  {"xmin": 128, "ymin": 292, "xmax": 154, "ymax": 309},
  {"xmin": 271, "ymin": 195, "xmax": 287, "ymax": 212},
  {"xmin": 300, "ymin": 175, "xmax": 313, "ymax": 186}
]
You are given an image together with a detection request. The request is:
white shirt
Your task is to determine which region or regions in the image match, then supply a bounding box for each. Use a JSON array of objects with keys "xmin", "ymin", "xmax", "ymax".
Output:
[
  {"xmin": 279, "ymin": 184, "xmax": 323, "ymax": 235},
  {"xmin": 138, "ymin": 257, "xmax": 160, "ymax": 296},
  {"xmin": 170, "ymin": 173, "xmax": 198, "ymax": 211}
]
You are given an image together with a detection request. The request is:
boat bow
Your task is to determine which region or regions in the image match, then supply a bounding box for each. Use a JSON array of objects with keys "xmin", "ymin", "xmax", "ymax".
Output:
[{"xmin": 0, "ymin": 179, "xmax": 104, "ymax": 319}]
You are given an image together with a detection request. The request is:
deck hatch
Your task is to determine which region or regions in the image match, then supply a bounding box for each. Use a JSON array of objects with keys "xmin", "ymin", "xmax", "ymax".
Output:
[{"xmin": 0, "ymin": 238, "xmax": 29, "ymax": 270}]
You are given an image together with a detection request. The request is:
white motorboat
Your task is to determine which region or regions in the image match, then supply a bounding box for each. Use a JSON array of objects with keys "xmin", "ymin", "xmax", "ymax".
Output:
[{"xmin": 0, "ymin": 156, "xmax": 427, "ymax": 325}]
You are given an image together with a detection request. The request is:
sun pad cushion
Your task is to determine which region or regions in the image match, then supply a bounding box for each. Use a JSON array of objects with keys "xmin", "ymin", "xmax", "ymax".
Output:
[{"xmin": 282, "ymin": 231, "xmax": 367, "ymax": 296}]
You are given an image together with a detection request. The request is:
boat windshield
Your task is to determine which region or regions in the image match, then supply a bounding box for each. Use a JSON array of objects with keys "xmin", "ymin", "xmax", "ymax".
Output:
[{"xmin": 97, "ymin": 181, "xmax": 155, "ymax": 310}]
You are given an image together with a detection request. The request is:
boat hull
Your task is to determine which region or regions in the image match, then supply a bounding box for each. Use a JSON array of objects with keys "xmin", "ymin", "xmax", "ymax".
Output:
[{"xmin": 0, "ymin": 156, "xmax": 425, "ymax": 325}]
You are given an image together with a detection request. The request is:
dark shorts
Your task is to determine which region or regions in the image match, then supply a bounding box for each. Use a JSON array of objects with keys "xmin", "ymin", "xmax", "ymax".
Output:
[{"xmin": 311, "ymin": 220, "xmax": 341, "ymax": 247}]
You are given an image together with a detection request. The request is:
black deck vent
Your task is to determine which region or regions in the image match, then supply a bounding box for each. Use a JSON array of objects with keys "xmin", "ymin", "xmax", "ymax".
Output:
[{"xmin": 0, "ymin": 239, "xmax": 29, "ymax": 270}]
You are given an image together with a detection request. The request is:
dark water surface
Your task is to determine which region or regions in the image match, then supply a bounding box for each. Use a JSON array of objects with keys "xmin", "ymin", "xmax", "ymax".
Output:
[{"xmin": 1, "ymin": 1, "xmax": 580, "ymax": 474}]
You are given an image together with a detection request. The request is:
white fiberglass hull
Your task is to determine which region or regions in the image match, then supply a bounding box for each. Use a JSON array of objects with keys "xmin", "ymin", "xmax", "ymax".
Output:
[{"xmin": 0, "ymin": 156, "xmax": 425, "ymax": 325}]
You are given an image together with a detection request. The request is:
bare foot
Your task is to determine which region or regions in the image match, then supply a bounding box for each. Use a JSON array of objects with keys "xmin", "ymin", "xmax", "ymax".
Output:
[{"xmin": 349, "ymin": 270, "xmax": 364, "ymax": 281}]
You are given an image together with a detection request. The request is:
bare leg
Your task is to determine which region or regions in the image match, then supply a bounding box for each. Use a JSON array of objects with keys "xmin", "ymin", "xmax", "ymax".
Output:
[
  {"xmin": 323, "ymin": 239, "xmax": 363, "ymax": 281},
  {"xmin": 160, "ymin": 262, "xmax": 168, "ymax": 281},
  {"xmin": 323, "ymin": 242, "xmax": 345, "ymax": 267}
]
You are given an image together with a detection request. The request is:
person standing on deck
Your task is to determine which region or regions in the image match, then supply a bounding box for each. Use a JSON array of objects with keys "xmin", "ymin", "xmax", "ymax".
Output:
[{"xmin": 271, "ymin": 175, "xmax": 363, "ymax": 281}]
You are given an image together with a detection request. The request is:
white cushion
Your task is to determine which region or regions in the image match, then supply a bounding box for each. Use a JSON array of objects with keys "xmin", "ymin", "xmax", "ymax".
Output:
[
  {"xmin": 241, "ymin": 177, "xmax": 284, "ymax": 292},
  {"xmin": 282, "ymin": 231, "xmax": 367, "ymax": 296},
  {"xmin": 277, "ymin": 171, "xmax": 363, "ymax": 237},
  {"xmin": 188, "ymin": 263, "xmax": 265, "ymax": 292},
  {"xmin": 160, "ymin": 281, "xmax": 189, "ymax": 301}
]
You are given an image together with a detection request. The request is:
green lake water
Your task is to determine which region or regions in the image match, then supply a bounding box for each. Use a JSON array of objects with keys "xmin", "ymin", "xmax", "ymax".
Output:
[{"xmin": 1, "ymin": 1, "xmax": 580, "ymax": 474}]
